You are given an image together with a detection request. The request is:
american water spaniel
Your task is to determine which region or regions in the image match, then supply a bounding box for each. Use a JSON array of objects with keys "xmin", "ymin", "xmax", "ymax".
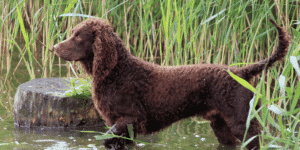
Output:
[{"xmin": 54, "ymin": 17, "xmax": 289, "ymax": 150}]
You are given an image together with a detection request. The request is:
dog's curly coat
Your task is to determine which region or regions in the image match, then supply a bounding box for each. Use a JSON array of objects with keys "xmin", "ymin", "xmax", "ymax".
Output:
[{"xmin": 54, "ymin": 18, "xmax": 289, "ymax": 150}]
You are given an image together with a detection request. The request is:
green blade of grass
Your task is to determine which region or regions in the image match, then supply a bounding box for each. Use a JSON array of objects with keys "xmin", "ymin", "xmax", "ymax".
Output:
[
  {"xmin": 16, "ymin": 1, "xmax": 35, "ymax": 79},
  {"xmin": 227, "ymin": 69, "xmax": 258, "ymax": 94}
]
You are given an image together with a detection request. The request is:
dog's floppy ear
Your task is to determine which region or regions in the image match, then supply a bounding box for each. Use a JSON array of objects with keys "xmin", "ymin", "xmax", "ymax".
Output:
[{"xmin": 92, "ymin": 23, "xmax": 118, "ymax": 81}]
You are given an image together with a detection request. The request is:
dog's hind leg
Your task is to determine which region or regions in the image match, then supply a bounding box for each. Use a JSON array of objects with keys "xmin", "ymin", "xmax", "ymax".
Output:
[
  {"xmin": 204, "ymin": 110, "xmax": 237, "ymax": 146},
  {"xmin": 229, "ymin": 114, "xmax": 260, "ymax": 150}
]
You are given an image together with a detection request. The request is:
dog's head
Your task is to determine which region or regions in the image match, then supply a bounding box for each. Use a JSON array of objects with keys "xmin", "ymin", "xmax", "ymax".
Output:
[{"xmin": 54, "ymin": 17, "xmax": 118, "ymax": 77}]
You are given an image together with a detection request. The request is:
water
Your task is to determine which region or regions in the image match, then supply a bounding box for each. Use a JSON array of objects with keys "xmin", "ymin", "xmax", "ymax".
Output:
[{"xmin": 0, "ymin": 103, "xmax": 235, "ymax": 149}]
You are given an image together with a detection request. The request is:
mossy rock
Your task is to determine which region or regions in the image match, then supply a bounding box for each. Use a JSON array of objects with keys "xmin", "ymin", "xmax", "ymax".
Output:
[{"xmin": 14, "ymin": 78, "xmax": 104, "ymax": 128}]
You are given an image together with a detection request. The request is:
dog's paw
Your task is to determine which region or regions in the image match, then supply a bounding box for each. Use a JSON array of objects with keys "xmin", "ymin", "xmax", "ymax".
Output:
[{"xmin": 103, "ymin": 124, "xmax": 135, "ymax": 149}]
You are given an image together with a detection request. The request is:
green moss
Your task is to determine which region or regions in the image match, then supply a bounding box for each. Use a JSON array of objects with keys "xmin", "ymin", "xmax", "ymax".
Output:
[{"xmin": 64, "ymin": 77, "xmax": 92, "ymax": 101}]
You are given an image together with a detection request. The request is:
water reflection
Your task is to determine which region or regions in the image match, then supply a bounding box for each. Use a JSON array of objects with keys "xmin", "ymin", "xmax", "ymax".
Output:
[
  {"xmin": 4, "ymin": 114, "xmax": 241, "ymax": 150},
  {"xmin": 14, "ymin": 126, "xmax": 106, "ymax": 149},
  {"xmin": 11, "ymin": 118, "xmax": 236, "ymax": 150}
]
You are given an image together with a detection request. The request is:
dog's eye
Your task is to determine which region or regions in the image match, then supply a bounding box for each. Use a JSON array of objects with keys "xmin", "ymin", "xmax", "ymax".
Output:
[{"xmin": 76, "ymin": 35, "xmax": 82, "ymax": 40}]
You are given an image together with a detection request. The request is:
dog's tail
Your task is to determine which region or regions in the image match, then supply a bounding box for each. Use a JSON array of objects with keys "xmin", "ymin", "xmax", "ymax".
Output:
[{"xmin": 240, "ymin": 18, "xmax": 289, "ymax": 80}]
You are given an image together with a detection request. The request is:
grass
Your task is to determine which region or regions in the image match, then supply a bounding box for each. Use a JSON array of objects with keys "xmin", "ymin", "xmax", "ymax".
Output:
[{"xmin": 0, "ymin": 0, "xmax": 300, "ymax": 149}]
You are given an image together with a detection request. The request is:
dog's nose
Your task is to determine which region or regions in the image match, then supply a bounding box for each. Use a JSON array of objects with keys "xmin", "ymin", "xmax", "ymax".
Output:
[{"xmin": 53, "ymin": 40, "xmax": 65, "ymax": 51}]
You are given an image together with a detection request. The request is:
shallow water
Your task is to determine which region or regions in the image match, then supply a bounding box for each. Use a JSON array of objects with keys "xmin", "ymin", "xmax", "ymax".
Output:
[{"xmin": 0, "ymin": 108, "xmax": 238, "ymax": 149}]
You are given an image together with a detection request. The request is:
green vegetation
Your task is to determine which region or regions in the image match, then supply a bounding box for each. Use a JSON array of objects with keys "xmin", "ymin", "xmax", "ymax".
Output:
[
  {"xmin": 64, "ymin": 77, "xmax": 92, "ymax": 101},
  {"xmin": 1, "ymin": 0, "xmax": 300, "ymax": 149}
]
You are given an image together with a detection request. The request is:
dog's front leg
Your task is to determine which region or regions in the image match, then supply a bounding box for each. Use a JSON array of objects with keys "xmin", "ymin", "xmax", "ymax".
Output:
[{"xmin": 103, "ymin": 117, "xmax": 135, "ymax": 150}]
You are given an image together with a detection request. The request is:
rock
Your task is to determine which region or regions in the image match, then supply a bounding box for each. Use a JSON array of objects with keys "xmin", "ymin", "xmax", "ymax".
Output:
[{"xmin": 14, "ymin": 78, "xmax": 104, "ymax": 128}]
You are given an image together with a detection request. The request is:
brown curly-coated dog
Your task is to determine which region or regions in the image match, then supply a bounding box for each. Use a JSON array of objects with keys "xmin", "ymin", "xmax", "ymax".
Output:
[{"xmin": 54, "ymin": 17, "xmax": 289, "ymax": 150}]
